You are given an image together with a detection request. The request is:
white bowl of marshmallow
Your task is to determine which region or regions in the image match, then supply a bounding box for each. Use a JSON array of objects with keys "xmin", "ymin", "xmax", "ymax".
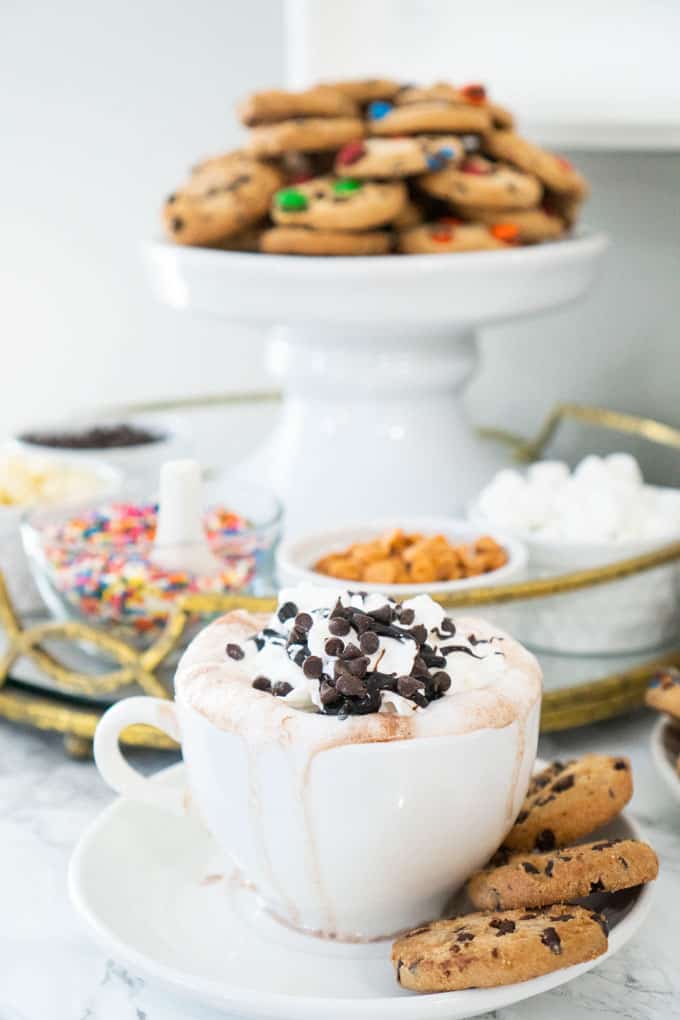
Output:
[{"xmin": 469, "ymin": 453, "xmax": 680, "ymax": 655}]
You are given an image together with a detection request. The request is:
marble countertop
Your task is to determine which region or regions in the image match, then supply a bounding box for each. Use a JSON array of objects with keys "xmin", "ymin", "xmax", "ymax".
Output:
[{"xmin": 1, "ymin": 709, "xmax": 679, "ymax": 1020}]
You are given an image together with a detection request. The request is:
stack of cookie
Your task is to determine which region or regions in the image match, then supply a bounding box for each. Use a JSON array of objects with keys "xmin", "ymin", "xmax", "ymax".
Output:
[
  {"xmin": 162, "ymin": 78, "xmax": 589, "ymax": 256},
  {"xmin": 393, "ymin": 753, "xmax": 658, "ymax": 992}
]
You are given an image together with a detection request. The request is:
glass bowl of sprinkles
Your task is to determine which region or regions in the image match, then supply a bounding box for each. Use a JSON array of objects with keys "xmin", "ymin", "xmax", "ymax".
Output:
[{"xmin": 21, "ymin": 479, "xmax": 282, "ymax": 646}]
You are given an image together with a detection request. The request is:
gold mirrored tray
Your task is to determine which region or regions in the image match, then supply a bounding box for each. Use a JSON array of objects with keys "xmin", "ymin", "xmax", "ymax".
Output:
[{"xmin": 2, "ymin": 399, "xmax": 678, "ymax": 755}]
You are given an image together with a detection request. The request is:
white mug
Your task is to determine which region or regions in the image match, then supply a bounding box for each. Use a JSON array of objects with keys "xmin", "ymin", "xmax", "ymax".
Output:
[{"xmin": 94, "ymin": 680, "xmax": 540, "ymax": 941}]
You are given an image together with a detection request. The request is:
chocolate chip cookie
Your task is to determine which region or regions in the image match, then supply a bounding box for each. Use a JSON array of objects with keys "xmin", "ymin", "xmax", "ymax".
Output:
[
  {"xmin": 453, "ymin": 205, "xmax": 566, "ymax": 243},
  {"xmin": 418, "ymin": 154, "xmax": 543, "ymax": 209},
  {"xmin": 162, "ymin": 151, "xmax": 283, "ymax": 246},
  {"xmin": 395, "ymin": 81, "xmax": 514, "ymax": 129},
  {"xmin": 247, "ymin": 118, "xmax": 365, "ymax": 157},
  {"xmin": 325, "ymin": 78, "xmax": 402, "ymax": 104},
  {"xmin": 504, "ymin": 755, "xmax": 633, "ymax": 852},
  {"xmin": 392, "ymin": 904, "xmax": 608, "ymax": 992},
  {"xmin": 238, "ymin": 85, "xmax": 358, "ymax": 126},
  {"xmin": 335, "ymin": 135, "xmax": 464, "ymax": 178},
  {"xmin": 467, "ymin": 838, "xmax": 658, "ymax": 910},
  {"xmin": 271, "ymin": 176, "xmax": 406, "ymax": 231},
  {"xmin": 483, "ymin": 130, "xmax": 589, "ymax": 197},
  {"xmin": 260, "ymin": 226, "xmax": 391, "ymax": 256},
  {"xmin": 367, "ymin": 100, "xmax": 492, "ymax": 136},
  {"xmin": 646, "ymin": 667, "xmax": 680, "ymax": 720},
  {"xmin": 398, "ymin": 221, "xmax": 507, "ymax": 254}
]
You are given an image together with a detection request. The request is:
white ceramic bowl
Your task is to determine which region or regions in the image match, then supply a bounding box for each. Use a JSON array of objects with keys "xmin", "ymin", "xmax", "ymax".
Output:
[
  {"xmin": 10, "ymin": 413, "xmax": 191, "ymax": 487},
  {"xmin": 276, "ymin": 517, "xmax": 527, "ymax": 596},
  {"xmin": 470, "ymin": 485, "xmax": 680, "ymax": 655},
  {"xmin": 0, "ymin": 453, "xmax": 122, "ymax": 616}
]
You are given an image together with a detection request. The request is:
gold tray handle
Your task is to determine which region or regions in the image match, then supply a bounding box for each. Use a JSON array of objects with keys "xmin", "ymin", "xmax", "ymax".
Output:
[{"xmin": 480, "ymin": 402, "xmax": 680, "ymax": 463}]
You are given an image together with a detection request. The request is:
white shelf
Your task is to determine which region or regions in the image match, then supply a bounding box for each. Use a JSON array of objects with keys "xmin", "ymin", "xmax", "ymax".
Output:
[{"xmin": 527, "ymin": 121, "xmax": 680, "ymax": 153}]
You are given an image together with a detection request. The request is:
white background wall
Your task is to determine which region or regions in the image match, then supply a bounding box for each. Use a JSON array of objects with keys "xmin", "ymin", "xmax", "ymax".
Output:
[{"xmin": 2, "ymin": 0, "xmax": 679, "ymax": 482}]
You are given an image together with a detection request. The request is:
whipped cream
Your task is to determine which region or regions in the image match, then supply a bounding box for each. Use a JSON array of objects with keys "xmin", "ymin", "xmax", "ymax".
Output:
[
  {"xmin": 477, "ymin": 453, "xmax": 680, "ymax": 543},
  {"xmin": 235, "ymin": 584, "xmax": 506, "ymax": 717}
]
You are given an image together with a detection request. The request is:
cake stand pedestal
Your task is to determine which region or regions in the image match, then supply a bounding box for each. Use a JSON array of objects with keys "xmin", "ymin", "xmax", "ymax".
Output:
[{"xmin": 144, "ymin": 235, "xmax": 607, "ymax": 535}]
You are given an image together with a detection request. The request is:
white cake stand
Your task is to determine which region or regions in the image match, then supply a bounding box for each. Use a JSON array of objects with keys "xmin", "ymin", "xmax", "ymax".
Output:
[{"xmin": 144, "ymin": 235, "xmax": 608, "ymax": 534}]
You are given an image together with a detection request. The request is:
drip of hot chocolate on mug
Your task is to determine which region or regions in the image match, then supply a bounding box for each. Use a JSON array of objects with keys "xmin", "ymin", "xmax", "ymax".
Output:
[{"xmin": 94, "ymin": 585, "xmax": 542, "ymax": 941}]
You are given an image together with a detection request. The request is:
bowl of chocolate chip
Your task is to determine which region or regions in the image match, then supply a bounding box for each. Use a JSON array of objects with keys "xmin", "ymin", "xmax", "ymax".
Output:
[
  {"xmin": 276, "ymin": 517, "xmax": 527, "ymax": 594},
  {"xmin": 12, "ymin": 414, "xmax": 190, "ymax": 486},
  {"xmin": 94, "ymin": 582, "xmax": 542, "ymax": 941}
]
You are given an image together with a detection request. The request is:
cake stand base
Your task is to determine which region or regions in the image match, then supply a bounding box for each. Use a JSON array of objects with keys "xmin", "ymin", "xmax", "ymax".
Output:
[{"xmin": 145, "ymin": 234, "xmax": 608, "ymax": 534}]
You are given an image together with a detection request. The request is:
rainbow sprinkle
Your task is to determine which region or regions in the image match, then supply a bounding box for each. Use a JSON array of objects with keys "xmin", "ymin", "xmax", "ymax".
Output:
[{"xmin": 38, "ymin": 501, "xmax": 255, "ymax": 636}]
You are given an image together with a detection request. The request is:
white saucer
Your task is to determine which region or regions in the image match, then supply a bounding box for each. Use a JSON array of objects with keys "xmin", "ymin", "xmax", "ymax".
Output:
[
  {"xmin": 69, "ymin": 762, "xmax": 653, "ymax": 1020},
  {"xmin": 650, "ymin": 715, "xmax": 680, "ymax": 803}
]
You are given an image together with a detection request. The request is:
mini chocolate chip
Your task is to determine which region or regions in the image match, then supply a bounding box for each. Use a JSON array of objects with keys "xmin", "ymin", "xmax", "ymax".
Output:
[
  {"xmin": 409, "ymin": 624, "xmax": 428, "ymax": 645},
  {"xmin": 319, "ymin": 680, "xmax": 341, "ymax": 705},
  {"xmin": 345, "ymin": 655, "xmax": 370, "ymax": 678},
  {"xmin": 592, "ymin": 840, "xmax": 620, "ymax": 851},
  {"xmin": 171, "ymin": 216, "xmax": 185, "ymax": 232},
  {"xmin": 451, "ymin": 944, "xmax": 461, "ymax": 954},
  {"xmin": 491, "ymin": 947, "xmax": 499, "ymax": 958},
  {"xmin": 558, "ymin": 855, "xmax": 572, "ymax": 862},
  {"xmin": 490, "ymin": 919, "xmax": 515, "ymax": 936},
  {"xmin": 441, "ymin": 617, "xmax": 456, "ymax": 634},
  {"xmin": 457, "ymin": 932, "xmax": 475, "ymax": 942},
  {"xmin": 619, "ymin": 856, "xmax": 629, "ymax": 869},
  {"xmin": 522, "ymin": 861, "xmax": 540, "ymax": 874},
  {"xmin": 540, "ymin": 927, "xmax": 562, "ymax": 954},
  {"xmin": 589, "ymin": 879, "xmax": 605, "ymax": 893},
  {"xmin": 293, "ymin": 647, "xmax": 306, "ymax": 667},
  {"xmin": 341, "ymin": 642, "xmax": 362, "ymax": 660},
  {"xmin": 549, "ymin": 913, "xmax": 574, "ymax": 922},
  {"xmin": 336, "ymin": 672, "xmax": 365, "ymax": 697},
  {"xmin": 370, "ymin": 604, "xmax": 394, "ymax": 624},
  {"xmin": 303, "ymin": 655, "xmax": 323, "ymax": 679},
  {"xmin": 288, "ymin": 627, "xmax": 307, "ymax": 646},
  {"xmin": 516, "ymin": 810, "xmax": 529, "ymax": 824},
  {"xmin": 295, "ymin": 612, "xmax": 313, "ymax": 632},
  {"xmin": 613, "ymin": 759, "xmax": 629, "ymax": 770},
  {"xmin": 520, "ymin": 911, "xmax": 539, "ymax": 920},
  {"xmin": 397, "ymin": 675, "xmax": 425, "ymax": 699},
  {"xmin": 351, "ymin": 611, "xmax": 375, "ymax": 635},
  {"xmin": 432, "ymin": 671, "xmax": 451, "ymax": 693},
  {"xmin": 329, "ymin": 617, "xmax": 351, "ymax": 637},
  {"xmin": 272, "ymin": 681, "xmax": 293, "ymax": 697},
  {"xmin": 552, "ymin": 773, "xmax": 575, "ymax": 793},
  {"xmin": 535, "ymin": 794, "xmax": 556, "ymax": 806},
  {"xmin": 226, "ymin": 643, "xmax": 245, "ymax": 660},
  {"xmin": 252, "ymin": 675, "xmax": 271, "ymax": 691},
  {"xmin": 325, "ymin": 637, "xmax": 344, "ymax": 656},
  {"xmin": 545, "ymin": 860, "xmax": 555, "ymax": 877},
  {"xmin": 399, "ymin": 608, "xmax": 415, "ymax": 625},
  {"xmin": 278, "ymin": 601, "xmax": 297, "ymax": 623},
  {"xmin": 359, "ymin": 631, "xmax": 380, "ymax": 654},
  {"xmin": 535, "ymin": 830, "xmax": 556, "ymax": 851}
]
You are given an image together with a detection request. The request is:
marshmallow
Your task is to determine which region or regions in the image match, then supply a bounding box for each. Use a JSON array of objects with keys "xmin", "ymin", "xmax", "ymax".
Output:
[{"xmin": 477, "ymin": 453, "xmax": 680, "ymax": 543}]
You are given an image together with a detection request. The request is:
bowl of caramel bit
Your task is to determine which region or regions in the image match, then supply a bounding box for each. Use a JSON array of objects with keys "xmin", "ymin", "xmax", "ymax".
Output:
[{"xmin": 276, "ymin": 517, "xmax": 527, "ymax": 594}]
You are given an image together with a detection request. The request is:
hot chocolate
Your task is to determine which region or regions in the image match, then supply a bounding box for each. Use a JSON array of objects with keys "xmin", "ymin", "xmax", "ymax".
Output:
[{"xmin": 96, "ymin": 584, "xmax": 542, "ymax": 939}]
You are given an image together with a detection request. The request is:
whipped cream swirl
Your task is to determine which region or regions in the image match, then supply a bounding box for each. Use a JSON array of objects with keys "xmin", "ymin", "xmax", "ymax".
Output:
[{"xmin": 228, "ymin": 584, "xmax": 506, "ymax": 717}]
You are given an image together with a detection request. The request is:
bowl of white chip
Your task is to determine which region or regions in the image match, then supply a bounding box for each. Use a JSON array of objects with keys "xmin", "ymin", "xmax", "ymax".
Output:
[
  {"xmin": 0, "ymin": 450, "xmax": 121, "ymax": 616},
  {"xmin": 469, "ymin": 453, "xmax": 680, "ymax": 655}
]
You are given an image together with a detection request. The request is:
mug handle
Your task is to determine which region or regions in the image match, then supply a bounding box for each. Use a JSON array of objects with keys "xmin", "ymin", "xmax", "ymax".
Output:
[{"xmin": 93, "ymin": 696, "xmax": 185, "ymax": 815}]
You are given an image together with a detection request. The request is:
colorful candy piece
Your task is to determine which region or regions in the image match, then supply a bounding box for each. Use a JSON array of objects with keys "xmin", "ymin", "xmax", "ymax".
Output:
[
  {"xmin": 490, "ymin": 222, "xmax": 520, "ymax": 243},
  {"xmin": 459, "ymin": 83, "xmax": 487, "ymax": 104},
  {"xmin": 336, "ymin": 140, "xmax": 367, "ymax": 166},
  {"xmin": 332, "ymin": 178, "xmax": 363, "ymax": 194},
  {"xmin": 367, "ymin": 100, "xmax": 393, "ymax": 120},
  {"xmin": 275, "ymin": 188, "xmax": 308, "ymax": 212}
]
